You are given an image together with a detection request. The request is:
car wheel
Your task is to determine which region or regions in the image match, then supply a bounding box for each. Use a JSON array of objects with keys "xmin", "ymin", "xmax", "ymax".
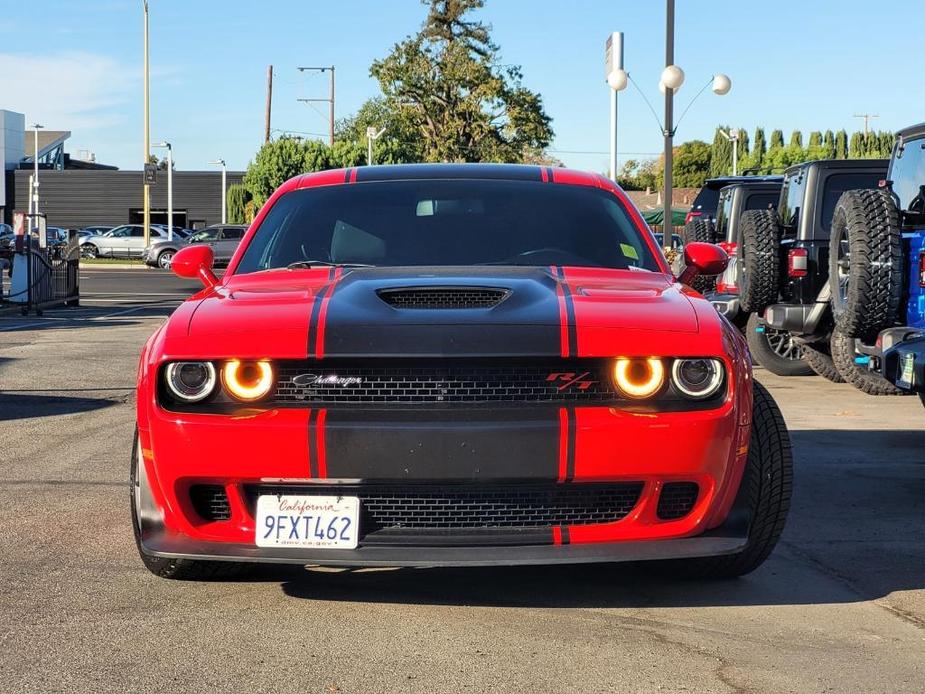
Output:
[
  {"xmin": 829, "ymin": 327, "xmax": 906, "ymax": 396},
  {"xmin": 745, "ymin": 313, "xmax": 813, "ymax": 376},
  {"xmin": 800, "ymin": 338, "xmax": 845, "ymax": 383},
  {"xmin": 737, "ymin": 210, "xmax": 780, "ymax": 314},
  {"xmin": 829, "ymin": 188, "xmax": 903, "ymax": 341},
  {"xmin": 157, "ymin": 250, "xmax": 175, "ymax": 269},
  {"xmin": 130, "ymin": 428, "xmax": 245, "ymax": 580},
  {"xmin": 674, "ymin": 381, "xmax": 792, "ymax": 578},
  {"xmin": 80, "ymin": 244, "xmax": 98, "ymax": 259}
]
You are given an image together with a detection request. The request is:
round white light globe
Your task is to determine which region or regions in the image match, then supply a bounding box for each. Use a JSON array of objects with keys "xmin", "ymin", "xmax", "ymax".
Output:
[
  {"xmin": 607, "ymin": 69, "xmax": 628, "ymax": 92},
  {"xmin": 712, "ymin": 73, "xmax": 732, "ymax": 95},
  {"xmin": 660, "ymin": 64, "xmax": 685, "ymax": 91}
]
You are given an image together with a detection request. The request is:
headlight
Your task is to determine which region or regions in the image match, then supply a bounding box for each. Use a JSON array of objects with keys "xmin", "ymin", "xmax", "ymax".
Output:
[
  {"xmin": 165, "ymin": 361, "xmax": 217, "ymax": 402},
  {"xmin": 671, "ymin": 358, "xmax": 724, "ymax": 399},
  {"xmin": 613, "ymin": 357, "xmax": 666, "ymax": 399},
  {"xmin": 222, "ymin": 360, "xmax": 274, "ymax": 401}
]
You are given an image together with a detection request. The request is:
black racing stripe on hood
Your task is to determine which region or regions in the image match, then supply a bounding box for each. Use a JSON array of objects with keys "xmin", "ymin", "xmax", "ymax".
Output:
[{"xmin": 306, "ymin": 267, "xmax": 336, "ymax": 358}]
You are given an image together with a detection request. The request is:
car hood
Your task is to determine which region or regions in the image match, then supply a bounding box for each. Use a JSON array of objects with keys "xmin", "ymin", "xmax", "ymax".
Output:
[{"xmin": 166, "ymin": 266, "xmax": 717, "ymax": 359}]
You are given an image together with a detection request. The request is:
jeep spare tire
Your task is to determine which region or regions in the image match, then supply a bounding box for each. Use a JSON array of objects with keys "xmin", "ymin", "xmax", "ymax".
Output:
[
  {"xmin": 829, "ymin": 327, "xmax": 906, "ymax": 396},
  {"xmin": 828, "ymin": 188, "xmax": 903, "ymax": 340},
  {"xmin": 737, "ymin": 210, "xmax": 780, "ymax": 313},
  {"xmin": 682, "ymin": 218, "xmax": 714, "ymax": 245}
]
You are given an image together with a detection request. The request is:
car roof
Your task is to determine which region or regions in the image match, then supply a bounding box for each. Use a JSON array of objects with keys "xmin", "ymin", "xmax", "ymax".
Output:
[
  {"xmin": 783, "ymin": 158, "xmax": 889, "ymax": 176},
  {"xmin": 704, "ymin": 175, "xmax": 783, "ymax": 189},
  {"xmin": 897, "ymin": 122, "xmax": 925, "ymax": 141}
]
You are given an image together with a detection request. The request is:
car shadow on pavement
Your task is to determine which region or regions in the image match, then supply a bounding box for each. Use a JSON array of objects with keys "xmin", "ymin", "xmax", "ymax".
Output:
[
  {"xmin": 0, "ymin": 392, "xmax": 124, "ymax": 420},
  {"xmin": 263, "ymin": 427, "xmax": 925, "ymax": 609}
]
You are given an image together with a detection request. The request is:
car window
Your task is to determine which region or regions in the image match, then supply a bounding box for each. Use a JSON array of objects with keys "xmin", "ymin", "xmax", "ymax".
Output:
[
  {"xmin": 714, "ymin": 189, "xmax": 734, "ymax": 242},
  {"xmin": 110, "ymin": 226, "xmax": 131, "ymax": 238},
  {"xmin": 130, "ymin": 227, "xmax": 146, "ymax": 237},
  {"xmin": 779, "ymin": 172, "xmax": 805, "ymax": 239},
  {"xmin": 237, "ymin": 180, "xmax": 661, "ymax": 273},
  {"xmin": 690, "ymin": 187, "xmax": 721, "ymax": 218},
  {"xmin": 220, "ymin": 228, "xmax": 245, "ymax": 240},
  {"xmin": 889, "ymin": 136, "xmax": 925, "ymax": 214},
  {"xmin": 190, "ymin": 229, "xmax": 219, "ymax": 242},
  {"xmin": 819, "ymin": 172, "xmax": 883, "ymax": 232},
  {"xmin": 744, "ymin": 193, "xmax": 778, "ymax": 212}
]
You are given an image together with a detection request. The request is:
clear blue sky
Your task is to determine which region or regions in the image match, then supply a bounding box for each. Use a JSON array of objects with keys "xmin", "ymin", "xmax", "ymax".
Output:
[{"xmin": 2, "ymin": 0, "xmax": 920, "ymax": 174}]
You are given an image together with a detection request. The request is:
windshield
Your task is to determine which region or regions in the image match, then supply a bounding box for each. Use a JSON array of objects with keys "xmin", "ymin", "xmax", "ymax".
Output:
[
  {"xmin": 235, "ymin": 179, "xmax": 660, "ymax": 273},
  {"xmin": 889, "ymin": 136, "xmax": 925, "ymax": 214}
]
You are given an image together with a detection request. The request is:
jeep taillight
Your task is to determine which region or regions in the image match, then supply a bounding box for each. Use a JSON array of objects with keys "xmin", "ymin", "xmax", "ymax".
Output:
[
  {"xmin": 685, "ymin": 210, "xmax": 701, "ymax": 225},
  {"xmin": 788, "ymin": 248, "xmax": 808, "ymax": 278},
  {"xmin": 715, "ymin": 243, "xmax": 738, "ymax": 293},
  {"xmin": 919, "ymin": 250, "xmax": 925, "ymax": 287},
  {"xmin": 719, "ymin": 242, "xmax": 737, "ymax": 256}
]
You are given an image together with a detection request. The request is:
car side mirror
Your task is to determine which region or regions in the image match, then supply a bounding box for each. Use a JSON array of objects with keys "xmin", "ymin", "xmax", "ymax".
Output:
[
  {"xmin": 677, "ymin": 242, "xmax": 728, "ymax": 286},
  {"xmin": 171, "ymin": 244, "xmax": 218, "ymax": 288}
]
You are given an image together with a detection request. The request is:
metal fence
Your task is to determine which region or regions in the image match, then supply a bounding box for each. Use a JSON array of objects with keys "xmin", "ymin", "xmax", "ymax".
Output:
[{"xmin": 1, "ymin": 233, "xmax": 80, "ymax": 315}]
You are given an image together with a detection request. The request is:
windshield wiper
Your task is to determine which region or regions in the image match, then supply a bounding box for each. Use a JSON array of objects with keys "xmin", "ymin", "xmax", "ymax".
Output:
[{"xmin": 286, "ymin": 260, "xmax": 374, "ymax": 270}]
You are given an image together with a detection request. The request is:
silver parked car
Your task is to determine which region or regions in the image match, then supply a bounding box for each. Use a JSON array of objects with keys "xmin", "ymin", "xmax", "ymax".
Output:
[
  {"xmin": 142, "ymin": 225, "xmax": 247, "ymax": 269},
  {"xmin": 80, "ymin": 224, "xmax": 175, "ymax": 259}
]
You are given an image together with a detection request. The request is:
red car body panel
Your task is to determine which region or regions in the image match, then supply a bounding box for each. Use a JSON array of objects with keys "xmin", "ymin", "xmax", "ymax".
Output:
[{"xmin": 136, "ymin": 164, "xmax": 754, "ymax": 566}]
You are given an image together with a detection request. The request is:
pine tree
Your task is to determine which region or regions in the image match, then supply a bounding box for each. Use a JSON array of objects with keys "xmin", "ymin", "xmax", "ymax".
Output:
[
  {"xmin": 753, "ymin": 127, "xmax": 767, "ymax": 163},
  {"xmin": 835, "ymin": 130, "xmax": 848, "ymax": 159},
  {"xmin": 736, "ymin": 128, "xmax": 750, "ymax": 173},
  {"xmin": 710, "ymin": 125, "xmax": 734, "ymax": 177},
  {"xmin": 789, "ymin": 131, "xmax": 804, "ymax": 149},
  {"xmin": 823, "ymin": 130, "xmax": 836, "ymax": 159},
  {"xmin": 849, "ymin": 131, "xmax": 864, "ymax": 158},
  {"xmin": 879, "ymin": 131, "xmax": 895, "ymax": 158},
  {"xmin": 808, "ymin": 131, "xmax": 822, "ymax": 149},
  {"xmin": 769, "ymin": 130, "xmax": 785, "ymax": 150}
]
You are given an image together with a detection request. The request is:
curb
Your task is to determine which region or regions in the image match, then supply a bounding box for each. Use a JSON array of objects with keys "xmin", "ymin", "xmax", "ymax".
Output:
[{"xmin": 79, "ymin": 263, "xmax": 154, "ymax": 270}]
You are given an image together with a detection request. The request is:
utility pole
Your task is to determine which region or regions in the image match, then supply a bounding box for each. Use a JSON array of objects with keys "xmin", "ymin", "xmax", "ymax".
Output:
[
  {"xmin": 297, "ymin": 66, "xmax": 335, "ymax": 146},
  {"xmin": 31, "ymin": 123, "xmax": 43, "ymax": 231},
  {"xmin": 853, "ymin": 113, "xmax": 879, "ymax": 135},
  {"xmin": 264, "ymin": 65, "xmax": 273, "ymax": 143},
  {"xmin": 142, "ymin": 0, "xmax": 151, "ymax": 248},
  {"xmin": 662, "ymin": 0, "xmax": 675, "ymax": 236}
]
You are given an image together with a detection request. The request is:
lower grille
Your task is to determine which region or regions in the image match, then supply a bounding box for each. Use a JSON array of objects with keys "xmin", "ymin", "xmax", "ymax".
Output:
[
  {"xmin": 245, "ymin": 483, "xmax": 643, "ymax": 534},
  {"xmin": 189, "ymin": 484, "xmax": 231, "ymax": 521},
  {"xmin": 656, "ymin": 482, "xmax": 699, "ymax": 520}
]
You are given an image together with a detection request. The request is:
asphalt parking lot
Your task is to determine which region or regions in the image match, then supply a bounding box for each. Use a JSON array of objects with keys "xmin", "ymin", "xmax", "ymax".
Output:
[{"xmin": 1, "ymin": 268, "xmax": 923, "ymax": 693}]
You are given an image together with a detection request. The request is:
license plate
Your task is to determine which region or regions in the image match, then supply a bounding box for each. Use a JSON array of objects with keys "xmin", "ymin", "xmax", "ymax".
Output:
[
  {"xmin": 255, "ymin": 495, "xmax": 359, "ymax": 549},
  {"xmin": 899, "ymin": 353, "xmax": 915, "ymax": 388}
]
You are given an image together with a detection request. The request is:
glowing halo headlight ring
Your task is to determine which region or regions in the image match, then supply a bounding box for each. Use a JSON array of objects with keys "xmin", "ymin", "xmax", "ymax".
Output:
[
  {"xmin": 613, "ymin": 357, "xmax": 666, "ymax": 399},
  {"xmin": 165, "ymin": 361, "xmax": 217, "ymax": 402},
  {"xmin": 222, "ymin": 360, "xmax": 274, "ymax": 402},
  {"xmin": 671, "ymin": 358, "xmax": 725, "ymax": 399}
]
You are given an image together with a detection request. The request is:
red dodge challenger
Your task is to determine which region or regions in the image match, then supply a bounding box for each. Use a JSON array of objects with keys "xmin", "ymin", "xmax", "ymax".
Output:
[{"xmin": 132, "ymin": 164, "xmax": 792, "ymax": 580}]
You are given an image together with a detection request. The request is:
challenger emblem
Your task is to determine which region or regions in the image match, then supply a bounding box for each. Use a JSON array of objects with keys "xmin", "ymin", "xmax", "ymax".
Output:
[
  {"xmin": 292, "ymin": 373, "xmax": 363, "ymax": 388},
  {"xmin": 547, "ymin": 372, "xmax": 598, "ymax": 391}
]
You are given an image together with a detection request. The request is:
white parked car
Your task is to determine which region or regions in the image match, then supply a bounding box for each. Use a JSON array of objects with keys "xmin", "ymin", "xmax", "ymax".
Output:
[{"xmin": 80, "ymin": 224, "xmax": 171, "ymax": 259}]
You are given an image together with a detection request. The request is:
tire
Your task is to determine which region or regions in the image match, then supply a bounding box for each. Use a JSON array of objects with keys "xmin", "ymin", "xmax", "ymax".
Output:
[
  {"xmin": 682, "ymin": 218, "xmax": 714, "ymax": 245},
  {"xmin": 829, "ymin": 188, "xmax": 903, "ymax": 340},
  {"xmin": 829, "ymin": 327, "xmax": 906, "ymax": 396},
  {"xmin": 682, "ymin": 219, "xmax": 717, "ymax": 293},
  {"xmin": 801, "ymin": 339, "xmax": 845, "ymax": 383},
  {"xmin": 156, "ymin": 250, "xmax": 175, "ymax": 269},
  {"xmin": 80, "ymin": 244, "xmax": 99, "ymax": 259},
  {"xmin": 130, "ymin": 429, "xmax": 245, "ymax": 580},
  {"xmin": 737, "ymin": 210, "xmax": 781, "ymax": 314},
  {"xmin": 745, "ymin": 313, "xmax": 813, "ymax": 376},
  {"xmin": 676, "ymin": 381, "xmax": 792, "ymax": 578}
]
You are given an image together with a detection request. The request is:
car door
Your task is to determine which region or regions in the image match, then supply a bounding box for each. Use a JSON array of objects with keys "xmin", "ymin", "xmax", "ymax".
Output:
[
  {"xmin": 213, "ymin": 227, "xmax": 245, "ymax": 264},
  {"xmin": 101, "ymin": 226, "xmax": 133, "ymax": 257}
]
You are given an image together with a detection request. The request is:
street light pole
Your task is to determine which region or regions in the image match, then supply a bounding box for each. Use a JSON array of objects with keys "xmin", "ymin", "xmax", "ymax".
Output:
[
  {"xmin": 31, "ymin": 123, "xmax": 43, "ymax": 232},
  {"xmin": 209, "ymin": 159, "xmax": 226, "ymax": 224},
  {"xmin": 720, "ymin": 128, "xmax": 739, "ymax": 176},
  {"xmin": 366, "ymin": 126, "xmax": 386, "ymax": 166},
  {"xmin": 663, "ymin": 0, "xmax": 675, "ymax": 237},
  {"xmin": 142, "ymin": 0, "xmax": 151, "ymax": 248},
  {"xmin": 605, "ymin": 32, "xmax": 625, "ymax": 181},
  {"xmin": 154, "ymin": 142, "xmax": 172, "ymax": 240}
]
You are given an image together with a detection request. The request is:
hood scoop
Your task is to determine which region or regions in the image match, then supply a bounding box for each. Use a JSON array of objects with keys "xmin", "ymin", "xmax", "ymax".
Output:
[{"xmin": 377, "ymin": 286, "xmax": 510, "ymax": 310}]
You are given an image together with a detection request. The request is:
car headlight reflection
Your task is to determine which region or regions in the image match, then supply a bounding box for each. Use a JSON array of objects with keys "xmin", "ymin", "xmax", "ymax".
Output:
[
  {"xmin": 613, "ymin": 357, "xmax": 666, "ymax": 399},
  {"xmin": 222, "ymin": 360, "xmax": 274, "ymax": 401},
  {"xmin": 671, "ymin": 358, "xmax": 724, "ymax": 399},
  {"xmin": 165, "ymin": 361, "xmax": 217, "ymax": 402}
]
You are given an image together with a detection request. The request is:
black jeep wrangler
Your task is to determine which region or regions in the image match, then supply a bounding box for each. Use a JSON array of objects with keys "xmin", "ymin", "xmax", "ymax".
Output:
[
  {"xmin": 737, "ymin": 159, "xmax": 888, "ymax": 382},
  {"xmin": 683, "ymin": 175, "xmax": 784, "ymax": 244},
  {"xmin": 702, "ymin": 179, "xmax": 814, "ymax": 376}
]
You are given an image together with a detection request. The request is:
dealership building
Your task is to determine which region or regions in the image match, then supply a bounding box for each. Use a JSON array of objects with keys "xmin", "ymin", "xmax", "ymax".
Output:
[{"xmin": 1, "ymin": 109, "xmax": 243, "ymax": 229}]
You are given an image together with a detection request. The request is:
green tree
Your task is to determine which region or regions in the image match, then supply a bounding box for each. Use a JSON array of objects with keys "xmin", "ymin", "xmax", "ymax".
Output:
[
  {"xmin": 822, "ymin": 130, "xmax": 836, "ymax": 159},
  {"xmin": 744, "ymin": 127, "xmax": 767, "ymax": 173},
  {"xmin": 879, "ymin": 131, "xmax": 895, "ymax": 158},
  {"xmin": 789, "ymin": 130, "xmax": 804, "ymax": 149},
  {"xmin": 617, "ymin": 158, "xmax": 659, "ymax": 191},
  {"xmin": 226, "ymin": 184, "xmax": 252, "ymax": 224},
  {"xmin": 242, "ymin": 136, "xmax": 332, "ymax": 207},
  {"xmin": 808, "ymin": 131, "xmax": 822, "ymax": 149},
  {"xmin": 735, "ymin": 128, "xmax": 750, "ymax": 173},
  {"xmin": 672, "ymin": 140, "xmax": 712, "ymax": 188},
  {"xmin": 769, "ymin": 129, "xmax": 785, "ymax": 150},
  {"xmin": 370, "ymin": 0, "xmax": 553, "ymax": 162},
  {"xmin": 835, "ymin": 130, "xmax": 848, "ymax": 159},
  {"xmin": 710, "ymin": 125, "xmax": 734, "ymax": 177},
  {"xmin": 336, "ymin": 96, "xmax": 424, "ymax": 164},
  {"xmin": 849, "ymin": 131, "xmax": 864, "ymax": 158}
]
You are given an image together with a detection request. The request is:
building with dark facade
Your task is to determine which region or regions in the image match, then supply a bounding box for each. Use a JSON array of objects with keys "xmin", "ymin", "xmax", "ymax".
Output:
[{"xmin": 1, "ymin": 108, "xmax": 243, "ymax": 229}]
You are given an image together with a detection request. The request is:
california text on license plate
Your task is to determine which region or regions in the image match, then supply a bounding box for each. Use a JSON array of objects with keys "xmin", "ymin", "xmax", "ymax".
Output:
[{"xmin": 255, "ymin": 495, "xmax": 359, "ymax": 549}]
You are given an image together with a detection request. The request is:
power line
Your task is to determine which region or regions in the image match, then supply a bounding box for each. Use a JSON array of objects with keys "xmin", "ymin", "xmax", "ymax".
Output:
[{"xmin": 853, "ymin": 113, "xmax": 879, "ymax": 135}]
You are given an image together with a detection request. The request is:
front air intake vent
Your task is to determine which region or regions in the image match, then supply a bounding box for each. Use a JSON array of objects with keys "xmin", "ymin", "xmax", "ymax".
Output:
[
  {"xmin": 189, "ymin": 484, "xmax": 231, "ymax": 522},
  {"xmin": 377, "ymin": 286, "xmax": 509, "ymax": 309}
]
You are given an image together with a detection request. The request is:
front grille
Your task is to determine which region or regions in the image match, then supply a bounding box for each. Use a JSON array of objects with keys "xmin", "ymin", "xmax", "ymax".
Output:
[
  {"xmin": 189, "ymin": 484, "xmax": 231, "ymax": 521},
  {"xmin": 275, "ymin": 359, "xmax": 618, "ymax": 405},
  {"xmin": 377, "ymin": 287, "xmax": 508, "ymax": 309},
  {"xmin": 246, "ymin": 483, "xmax": 643, "ymax": 534},
  {"xmin": 656, "ymin": 482, "xmax": 699, "ymax": 520}
]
